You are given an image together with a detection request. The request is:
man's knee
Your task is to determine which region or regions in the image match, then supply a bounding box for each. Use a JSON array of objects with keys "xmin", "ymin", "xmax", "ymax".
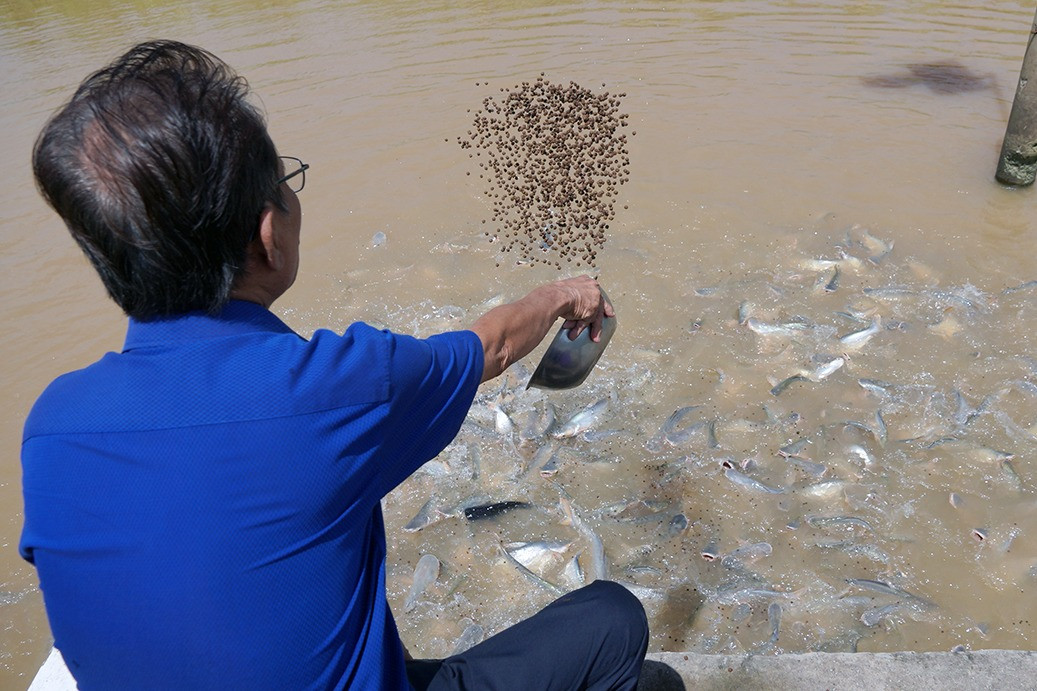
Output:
[{"xmin": 582, "ymin": 580, "xmax": 650, "ymax": 643}]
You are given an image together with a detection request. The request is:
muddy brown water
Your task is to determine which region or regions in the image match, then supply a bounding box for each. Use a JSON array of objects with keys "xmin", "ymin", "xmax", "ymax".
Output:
[{"xmin": 3, "ymin": 0, "xmax": 1036, "ymax": 685}]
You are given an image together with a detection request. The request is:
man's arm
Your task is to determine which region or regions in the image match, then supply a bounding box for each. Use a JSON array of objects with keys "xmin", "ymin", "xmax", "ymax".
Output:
[{"xmin": 470, "ymin": 276, "xmax": 614, "ymax": 383}]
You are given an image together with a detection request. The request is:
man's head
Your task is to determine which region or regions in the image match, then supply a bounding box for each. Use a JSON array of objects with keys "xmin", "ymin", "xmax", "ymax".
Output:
[{"xmin": 32, "ymin": 40, "xmax": 284, "ymax": 319}]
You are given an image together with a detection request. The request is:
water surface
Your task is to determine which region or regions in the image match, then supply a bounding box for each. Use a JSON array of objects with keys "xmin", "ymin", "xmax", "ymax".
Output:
[{"xmin": 2, "ymin": 0, "xmax": 1035, "ymax": 684}]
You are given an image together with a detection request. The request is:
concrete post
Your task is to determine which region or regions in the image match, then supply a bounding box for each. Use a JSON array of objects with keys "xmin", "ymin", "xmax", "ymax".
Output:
[{"xmin": 996, "ymin": 6, "xmax": 1037, "ymax": 186}]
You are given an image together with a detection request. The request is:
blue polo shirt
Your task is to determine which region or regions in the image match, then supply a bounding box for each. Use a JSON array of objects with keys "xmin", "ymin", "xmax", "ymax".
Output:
[{"xmin": 20, "ymin": 300, "xmax": 483, "ymax": 690}]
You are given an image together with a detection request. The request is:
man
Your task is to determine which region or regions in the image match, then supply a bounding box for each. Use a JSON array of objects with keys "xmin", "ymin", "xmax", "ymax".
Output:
[{"xmin": 20, "ymin": 40, "xmax": 648, "ymax": 690}]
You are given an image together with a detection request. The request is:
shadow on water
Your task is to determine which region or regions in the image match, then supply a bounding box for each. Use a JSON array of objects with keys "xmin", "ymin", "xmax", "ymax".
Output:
[{"xmin": 861, "ymin": 60, "xmax": 997, "ymax": 94}]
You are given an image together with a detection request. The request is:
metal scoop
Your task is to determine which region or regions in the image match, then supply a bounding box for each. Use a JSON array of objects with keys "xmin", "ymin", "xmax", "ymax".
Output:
[{"xmin": 527, "ymin": 290, "xmax": 616, "ymax": 390}]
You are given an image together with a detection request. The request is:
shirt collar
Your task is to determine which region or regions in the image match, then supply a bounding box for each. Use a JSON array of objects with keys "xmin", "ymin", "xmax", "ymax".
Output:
[{"xmin": 123, "ymin": 300, "xmax": 297, "ymax": 351}]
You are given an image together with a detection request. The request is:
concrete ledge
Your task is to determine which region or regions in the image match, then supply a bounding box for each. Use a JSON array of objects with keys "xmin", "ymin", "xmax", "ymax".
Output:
[
  {"xmin": 32, "ymin": 647, "xmax": 1037, "ymax": 690},
  {"xmin": 638, "ymin": 650, "xmax": 1037, "ymax": 691}
]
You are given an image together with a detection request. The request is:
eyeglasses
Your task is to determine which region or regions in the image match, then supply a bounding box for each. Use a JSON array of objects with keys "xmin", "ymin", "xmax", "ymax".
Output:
[{"xmin": 275, "ymin": 156, "xmax": 309, "ymax": 193}]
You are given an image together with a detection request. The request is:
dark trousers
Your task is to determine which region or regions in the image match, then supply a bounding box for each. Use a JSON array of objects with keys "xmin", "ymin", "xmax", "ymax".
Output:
[{"xmin": 406, "ymin": 580, "xmax": 649, "ymax": 691}]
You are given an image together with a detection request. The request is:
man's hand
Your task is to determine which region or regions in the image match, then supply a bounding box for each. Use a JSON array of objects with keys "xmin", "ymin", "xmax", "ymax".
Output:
[
  {"xmin": 471, "ymin": 276, "xmax": 614, "ymax": 383},
  {"xmin": 556, "ymin": 275, "xmax": 615, "ymax": 342}
]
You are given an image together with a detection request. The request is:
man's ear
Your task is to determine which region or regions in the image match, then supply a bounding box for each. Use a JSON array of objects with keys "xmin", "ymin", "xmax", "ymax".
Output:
[{"xmin": 254, "ymin": 203, "xmax": 284, "ymax": 271}]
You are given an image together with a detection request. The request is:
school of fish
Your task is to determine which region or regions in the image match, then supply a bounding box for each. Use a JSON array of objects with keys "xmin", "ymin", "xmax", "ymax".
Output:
[{"xmin": 384, "ymin": 223, "xmax": 1037, "ymax": 657}]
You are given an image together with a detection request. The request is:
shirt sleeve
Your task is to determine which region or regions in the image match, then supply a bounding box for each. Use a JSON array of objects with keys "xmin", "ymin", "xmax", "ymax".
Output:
[{"xmin": 372, "ymin": 328, "xmax": 483, "ymax": 496}]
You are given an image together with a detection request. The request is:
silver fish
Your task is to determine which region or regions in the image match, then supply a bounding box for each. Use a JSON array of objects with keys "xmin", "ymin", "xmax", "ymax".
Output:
[
  {"xmin": 809, "ymin": 356, "xmax": 845, "ymax": 381},
  {"xmin": 724, "ymin": 467, "xmax": 785, "ymax": 494},
  {"xmin": 784, "ymin": 456, "xmax": 827, "ymax": 477},
  {"xmin": 839, "ymin": 316, "xmax": 881, "ymax": 349},
  {"xmin": 706, "ymin": 419, "xmax": 721, "ymax": 448},
  {"xmin": 861, "ymin": 603, "xmax": 901, "ymax": 626},
  {"xmin": 1000, "ymin": 459, "xmax": 1025, "ymax": 492},
  {"xmin": 747, "ymin": 318, "xmax": 813, "ymax": 338},
  {"xmin": 721, "ymin": 542, "xmax": 773, "ymax": 568},
  {"xmin": 497, "ymin": 541, "xmax": 564, "ymax": 596},
  {"xmin": 778, "ymin": 438, "xmax": 812, "ymax": 458},
  {"xmin": 714, "ymin": 586, "xmax": 792, "ymax": 605},
  {"xmin": 767, "ymin": 602, "xmax": 782, "ymax": 643},
  {"xmin": 492, "ymin": 404, "xmax": 514, "ymax": 437},
  {"xmin": 503, "ymin": 540, "xmax": 571, "ymax": 573},
  {"xmin": 860, "ymin": 229, "xmax": 895, "ymax": 264},
  {"xmin": 647, "ymin": 405, "xmax": 705, "ymax": 450},
  {"xmin": 664, "ymin": 513, "xmax": 689, "ymax": 538},
  {"xmin": 737, "ymin": 300, "xmax": 755, "ymax": 325},
  {"xmin": 403, "ymin": 498, "xmax": 451, "ymax": 533},
  {"xmin": 563, "ymin": 553, "xmax": 585, "ymax": 587},
  {"xmin": 858, "ymin": 378, "xmax": 893, "ymax": 397},
  {"xmin": 807, "ymin": 515, "xmax": 874, "ymax": 532},
  {"xmin": 799, "ymin": 480, "xmax": 848, "ymax": 499},
  {"xmin": 822, "ymin": 266, "xmax": 841, "ymax": 293},
  {"xmin": 845, "ymin": 578, "xmax": 936, "ymax": 609},
  {"xmin": 404, "ymin": 554, "xmax": 441, "ymax": 612},
  {"xmin": 451, "ymin": 622, "xmax": 485, "ymax": 655},
  {"xmin": 771, "ymin": 374, "xmax": 810, "ymax": 397},
  {"xmin": 557, "ymin": 491, "xmax": 608, "ymax": 581},
  {"xmin": 848, "ymin": 444, "xmax": 875, "ymax": 469},
  {"xmin": 552, "ymin": 398, "xmax": 609, "ymax": 438}
]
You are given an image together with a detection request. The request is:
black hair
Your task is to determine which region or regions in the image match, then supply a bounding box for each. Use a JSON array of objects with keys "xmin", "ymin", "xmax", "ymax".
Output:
[{"xmin": 32, "ymin": 40, "xmax": 283, "ymax": 319}]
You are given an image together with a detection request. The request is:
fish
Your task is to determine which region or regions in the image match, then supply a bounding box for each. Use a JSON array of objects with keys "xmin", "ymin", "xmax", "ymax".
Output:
[
  {"xmin": 646, "ymin": 405, "xmax": 705, "ymax": 450},
  {"xmin": 403, "ymin": 498, "xmax": 451, "ymax": 533},
  {"xmin": 1003, "ymin": 280, "xmax": 1037, "ymax": 294},
  {"xmin": 503, "ymin": 540, "xmax": 571, "ymax": 574},
  {"xmin": 800, "ymin": 256, "xmax": 864, "ymax": 273},
  {"xmin": 404, "ymin": 554, "xmax": 441, "ymax": 612},
  {"xmin": 723, "ymin": 467, "xmax": 785, "ymax": 494},
  {"xmin": 451, "ymin": 622, "xmax": 485, "ymax": 655},
  {"xmin": 706, "ymin": 419, "xmax": 720, "ymax": 448},
  {"xmin": 859, "ymin": 229, "xmax": 895, "ymax": 264},
  {"xmin": 778, "ymin": 438, "xmax": 812, "ymax": 458},
  {"xmin": 783, "ymin": 456, "xmax": 827, "ymax": 477},
  {"xmin": 664, "ymin": 513, "xmax": 689, "ymax": 538},
  {"xmin": 492, "ymin": 404, "xmax": 515, "ymax": 437},
  {"xmin": 822, "ymin": 266, "xmax": 841, "ymax": 293},
  {"xmin": 858, "ymin": 378, "xmax": 893, "ymax": 397},
  {"xmin": 847, "ymin": 443, "xmax": 874, "ymax": 467},
  {"xmin": 608, "ymin": 499, "xmax": 671, "ymax": 524},
  {"xmin": 737, "ymin": 300, "xmax": 755, "ymax": 325},
  {"xmin": 860, "ymin": 603, "xmax": 902, "ymax": 627},
  {"xmin": 844, "ymin": 578, "xmax": 936, "ymax": 609},
  {"xmin": 839, "ymin": 316, "xmax": 881, "ymax": 349},
  {"xmin": 563, "ymin": 553, "xmax": 585, "ymax": 587},
  {"xmin": 862, "ymin": 286, "xmax": 915, "ymax": 299},
  {"xmin": 767, "ymin": 602, "xmax": 782, "ymax": 644},
  {"xmin": 1000, "ymin": 459, "xmax": 1025, "ymax": 492},
  {"xmin": 497, "ymin": 541, "xmax": 564, "ymax": 595},
  {"xmin": 721, "ymin": 542, "xmax": 773, "ymax": 568},
  {"xmin": 520, "ymin": 403, "xmax": 557, "ymax": 442},
  {"xmin": 798, "ymin": 479, "xmax": 848, "ymax": 499},
  {"xmin": 808, "ymin": 356, "xmax": 845, "ymax": 381},
  {"xmin": 874, "ymin": 408, "xmax": 888, "ymax": 446},
  {"xmin": 770, "ymin": 374, "xmax": 810, "ymax": 397},
  {"xmin": 463, "ymin": 501, "xmax": 532, "ymax": 521},
  {"xmin": 807, "ymin": 515, "xmax": 874, "ymax": 532},
  {"xmin": 746, "ymin": 318, "xmax": 813, "ymax": 338},
  {"xmin": 557, "ymin": 489, "xmax": 608, "ymax": 581},
  {"xmin": 538, "ymin": 453, "xmax": 561, "ymax": 478},
  {"xmin": 714, "ymin": 585, "xmax": 797, "ymax": 605},
  {"xmin": 552, "ymin": 398, "xmax": 609, "ymax": 438}
]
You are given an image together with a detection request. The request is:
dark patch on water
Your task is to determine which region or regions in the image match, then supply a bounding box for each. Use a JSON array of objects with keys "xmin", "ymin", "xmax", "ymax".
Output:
[{"xmin": 861, "ymin": 61, "xmax": 996, "ymax": 94}]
